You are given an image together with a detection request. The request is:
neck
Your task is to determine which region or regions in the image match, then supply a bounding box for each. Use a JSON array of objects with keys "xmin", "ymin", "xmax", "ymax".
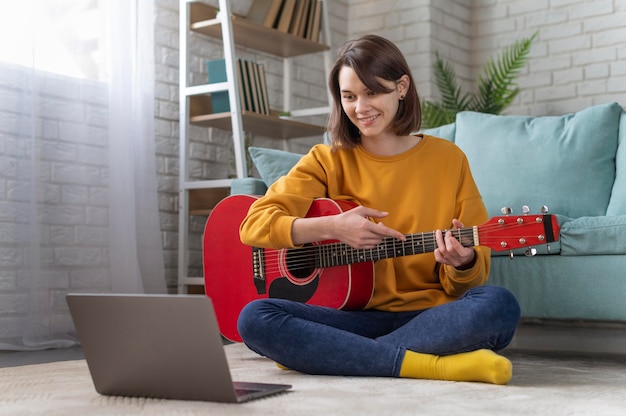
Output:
[
  {"xmin": 361, "ymin": 134, "xmax": 421, "ymax": 156},
  {"xmin": 315, "ymin": 226, "xmax": 477, "ymax": 268}
]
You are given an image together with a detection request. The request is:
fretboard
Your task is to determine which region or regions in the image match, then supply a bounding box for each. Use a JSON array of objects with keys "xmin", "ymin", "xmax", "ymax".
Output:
[{"xmin": 314, "ymin": 226, "xmax": 478, "ymax": 268}]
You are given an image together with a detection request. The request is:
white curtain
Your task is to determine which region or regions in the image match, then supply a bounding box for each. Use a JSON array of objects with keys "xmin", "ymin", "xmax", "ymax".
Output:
[{"xmin": 0, "ymin": 0, "xmax": 166, "ymax": 351}]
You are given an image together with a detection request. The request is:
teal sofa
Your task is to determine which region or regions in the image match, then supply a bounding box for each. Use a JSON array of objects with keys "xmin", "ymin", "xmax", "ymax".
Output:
[{"xmin": 231, "ymin": 102, "xmax": 626, "ymax": 323}]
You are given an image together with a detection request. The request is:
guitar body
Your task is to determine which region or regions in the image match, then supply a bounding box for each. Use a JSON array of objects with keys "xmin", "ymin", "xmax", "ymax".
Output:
[{"xmin": 203, "ymin": 195, "xmax": 375, "ymax": 342}]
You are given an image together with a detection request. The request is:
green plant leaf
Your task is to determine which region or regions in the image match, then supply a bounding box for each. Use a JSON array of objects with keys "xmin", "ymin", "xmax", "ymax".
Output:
[
  {"xmin": 421, "ymin": 101, "xmax": 456, "ymax": 129},
  {"xmin": 474, "ymin": 31, "xmax": 538, "ymax": 114},
  {"xmin": 420, "ymin": 31, "xmax": 538, "ymax": 128}
]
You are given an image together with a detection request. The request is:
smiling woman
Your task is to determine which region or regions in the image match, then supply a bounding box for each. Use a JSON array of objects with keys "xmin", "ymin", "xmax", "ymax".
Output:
[
  {"xmin": 235, "ymin": 34, "xmax": 520, "ymax": 385},
  {"xmin": 0, "ymin": 0, "xmax": 166, "ymax": 351}
]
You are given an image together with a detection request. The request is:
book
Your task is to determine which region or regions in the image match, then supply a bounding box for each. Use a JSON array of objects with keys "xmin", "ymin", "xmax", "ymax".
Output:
[
  {"xmin": 205, "ymin": 60, "xmax": 271, "ymax": 116},
  {"xmin": 262, "ymin": 0, "xmax": 284, "ymax": 28},
  {"xmin": 206, "ymin": 58, "xmax": 251, "ymax": 114},
  {"xmin": 235, "ymin": 60, "xmax": 247, "ymax": 112},
  {"xmin": 238, "ymin": 59, "xmax": 253, "ymax": 112},
  {"xmin": 257, "ymin": 64, "xmax": 271, "ymax": 116},
  {"xmin": 276, "ymin": 0, "xmax": 296, "ymax": 33},
  {"xmin": 289, "ymin": 0, "xmax": 306, "ymax": 36},
  {"xmin": 304, "ymin": 0, "xmax": 316, "ymax": 40},
  {"xmin": 252, "ymin": 62, "xmax": 267, "ymax": 115},
  {"xmin": 297, "ymin": 0, "xmax": 311, "ymax": 38},
  {"xmin": 206, "ymin": 59, "xmax": 230, "ymax": 113},
  {"xmin": 246, "ymin": 0, "xmax": 275, "ymax": 24},
  {"xmin": 308, "ymin": 0, "xmax": 322, "ymax": 42},
  {"xmin": 245, "ymin": 60, "xmax": 260, "ymax": 113}
]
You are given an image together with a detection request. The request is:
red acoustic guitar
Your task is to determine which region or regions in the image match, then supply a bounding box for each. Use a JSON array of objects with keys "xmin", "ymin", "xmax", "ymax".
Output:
[{"xmin": 203, "ymin": 194, "xmax": 560, "ymax": 342}]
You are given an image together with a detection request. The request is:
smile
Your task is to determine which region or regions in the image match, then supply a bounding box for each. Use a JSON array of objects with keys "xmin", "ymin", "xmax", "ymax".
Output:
[{"xmin": 358, "ymin": 114, "xmax": 379, "ymax": 123}]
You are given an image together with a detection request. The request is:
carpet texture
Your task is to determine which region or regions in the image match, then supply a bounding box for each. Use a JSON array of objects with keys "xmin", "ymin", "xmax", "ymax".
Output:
[{"xmin": 1, "ymin": 343, "xmax": 624, "ymax": 415}]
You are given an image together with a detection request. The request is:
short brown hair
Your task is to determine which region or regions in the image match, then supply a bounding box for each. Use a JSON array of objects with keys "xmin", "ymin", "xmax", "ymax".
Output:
[{"xmin": 326, "ymin": 34, "xmax": 422, "ymax": 149}]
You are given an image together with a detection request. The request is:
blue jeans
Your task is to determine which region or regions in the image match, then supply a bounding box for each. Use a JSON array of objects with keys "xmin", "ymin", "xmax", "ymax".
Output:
[{"xmin": 237, "ymin": 285, "xmax": 520, "ymax": 377}]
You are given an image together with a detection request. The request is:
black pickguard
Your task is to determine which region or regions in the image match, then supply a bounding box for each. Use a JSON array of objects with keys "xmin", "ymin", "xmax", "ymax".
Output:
[{"xmin": 268, "ymin": 275, "xmax": 319, "ymax": 303}]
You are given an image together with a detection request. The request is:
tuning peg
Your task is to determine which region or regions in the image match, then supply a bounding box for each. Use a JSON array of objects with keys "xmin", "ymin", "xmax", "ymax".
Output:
[
  {"xmin": 521, "ymin": 205, "xmax": 530, "ymax": 214},
  {"xmin": 541, "ymin": 205, "xmax": 549, "ymax": 214},
  {"xmin": 524, "ymin": 248, "xmax": 537, "ymax": 257},
  {"xmin": 509, "ymin": 251, "xmax": 514, "ymax": 260},
  {"xmin": 501, "ymin": 207, "xmax": 512, "ymax": 215}
]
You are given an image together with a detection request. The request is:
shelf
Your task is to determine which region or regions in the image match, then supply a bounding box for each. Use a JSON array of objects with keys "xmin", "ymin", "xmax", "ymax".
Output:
[
  {"xmin": 189, "ymin": 2, "xmax": 330, "ymax": 58},
  {"xmin": 180, "ymin": 277, "xmax": 205, "ymax": 294},
  {"xmin": 190, "ymin": 94, "xmax": 325, "ymax": 139},
  {"xmin": 188, "ymin": 186, "xmax": 230, "ymax": 215},
  {"xmin": 179, "ymin": 0, "xmax": 331, "ymax": 294}
]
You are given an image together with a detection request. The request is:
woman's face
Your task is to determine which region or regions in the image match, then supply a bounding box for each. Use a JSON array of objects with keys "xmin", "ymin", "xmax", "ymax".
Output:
[{"xmin": 338, "ymin": 66, "xmax": 407, "ymax": 139}]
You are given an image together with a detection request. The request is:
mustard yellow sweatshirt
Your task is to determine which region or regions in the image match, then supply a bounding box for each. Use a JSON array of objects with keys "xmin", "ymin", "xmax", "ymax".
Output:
[{"xmin": 239, "ymin": 136, "xmax": 491, "ymax": 311}]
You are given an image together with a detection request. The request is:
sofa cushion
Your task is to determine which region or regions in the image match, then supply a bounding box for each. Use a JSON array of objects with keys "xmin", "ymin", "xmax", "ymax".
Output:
[
  {"xmin": 606, "ymin": 111, "xmax": 626, "ymax": 215},
  {"xmin": 454, "ymin": 102, "xmax": 623, "ymax": 219},
  {"xmin": 488, "ymin": 254, "xmax": 626, "ymax": 321},
  {"xmin": 248, "ymin": 146, "xmax": 303, "ymax": 186}
]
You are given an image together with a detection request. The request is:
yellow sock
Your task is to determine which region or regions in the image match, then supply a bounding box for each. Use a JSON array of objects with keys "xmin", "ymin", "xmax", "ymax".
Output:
[
  {"xmin": 275, "ymin": 362, "xmax": 290, "ymax": 370},
  {"xmin": 399, "ymin": 349, "xmax": 512, "ymax": 385}
]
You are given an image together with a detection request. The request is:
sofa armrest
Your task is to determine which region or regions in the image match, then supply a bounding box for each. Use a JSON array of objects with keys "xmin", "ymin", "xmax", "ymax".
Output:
[
  {"xmin": 230, "ymin": 177, "xmax": 267, "ymax": 196},
  {"xmin": 560, "ymin": 215, "xmax": 626, "ymax": 255}
]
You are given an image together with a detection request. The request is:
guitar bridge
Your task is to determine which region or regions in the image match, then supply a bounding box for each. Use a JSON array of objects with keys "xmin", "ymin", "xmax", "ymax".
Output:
[{"xmin": 252, "ymin": 247, "xmax": 266, "ymax": 294}]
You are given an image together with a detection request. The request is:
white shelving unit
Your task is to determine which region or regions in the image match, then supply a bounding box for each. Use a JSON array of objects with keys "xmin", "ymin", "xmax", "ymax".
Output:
[{"xmin": 178, "ymin": 0, "xmax": 332, "ymax": 293}]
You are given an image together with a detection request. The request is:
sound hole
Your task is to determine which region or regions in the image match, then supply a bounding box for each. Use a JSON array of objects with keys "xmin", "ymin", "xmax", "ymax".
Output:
[{"xmin": 286, "ymin": 245, "xmax": 316, "ymax": 279}]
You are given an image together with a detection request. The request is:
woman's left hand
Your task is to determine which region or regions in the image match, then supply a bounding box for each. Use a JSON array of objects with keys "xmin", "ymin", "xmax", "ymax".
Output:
[{"xmin": 434, "ymin": 219, "xmax": 476, "ymax": 269}]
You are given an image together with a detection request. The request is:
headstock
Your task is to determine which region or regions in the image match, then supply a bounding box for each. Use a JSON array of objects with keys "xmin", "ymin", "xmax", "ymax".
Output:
[{"xmin": 478, "ymin": 206, "xmax": 560, "ymax": 258}]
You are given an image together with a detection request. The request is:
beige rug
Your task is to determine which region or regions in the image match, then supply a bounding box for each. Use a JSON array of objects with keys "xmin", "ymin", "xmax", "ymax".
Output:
[{"xmin": 1, "ymin": 343, "xmax": 625, "ymax": 416}]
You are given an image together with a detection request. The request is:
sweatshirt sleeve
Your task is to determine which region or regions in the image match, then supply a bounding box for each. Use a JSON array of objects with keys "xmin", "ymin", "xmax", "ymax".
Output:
[
  {"xmin": 440, "ymin": 244, "xmax": 491, "ymax": 296},
  {"xmin": 438, "ymin": 154, "xmax": 492, "ymax": 296},
  {"xmin": 239, "ymin": 145, "xmax": 330, "ymax": 249}
]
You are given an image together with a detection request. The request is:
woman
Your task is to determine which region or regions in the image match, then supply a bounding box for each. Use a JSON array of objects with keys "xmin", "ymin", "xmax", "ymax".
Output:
[{"xmin": 237, "ymin": 34, "xmax": 520, "ymax": 384}]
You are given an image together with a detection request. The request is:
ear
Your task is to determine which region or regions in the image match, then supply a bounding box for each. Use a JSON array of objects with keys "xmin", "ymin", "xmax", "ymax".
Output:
[{"xmin": 397, "ymin": 74, "xmax": 410, "ymax": 96}]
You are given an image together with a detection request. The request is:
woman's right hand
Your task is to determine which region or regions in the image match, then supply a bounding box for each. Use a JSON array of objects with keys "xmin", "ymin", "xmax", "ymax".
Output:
[{"xmin": 292, "ymin": 205, "xmax": 405, "ymax": 249}]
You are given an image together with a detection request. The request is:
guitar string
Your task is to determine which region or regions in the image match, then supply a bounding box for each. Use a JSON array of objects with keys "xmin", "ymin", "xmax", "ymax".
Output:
[
  {"xmin": 255, "ymin": 222, "xmax": 548, "ymax": 273},
  {"xmin": 257, "ymin": 221, "xmax": 543, "ymax": 265},
  {"xmin": 257, "ymin": 222, "xmax": 547, "ymax": 271}
]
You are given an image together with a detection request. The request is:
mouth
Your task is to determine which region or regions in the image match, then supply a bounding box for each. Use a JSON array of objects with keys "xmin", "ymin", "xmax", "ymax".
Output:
[{"xmin": 358, "ymin": 114, "xmax": 379, "ymax": 125}]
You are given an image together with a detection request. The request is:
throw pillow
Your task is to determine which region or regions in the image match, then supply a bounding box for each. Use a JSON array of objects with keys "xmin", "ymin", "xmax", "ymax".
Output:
[
  {"xmin": 248, "ymin": 146, "xmax": 303, "ymax": 186},
  {"xmin": 454, "ymin": 102, "xmax": 623, "ymax": 219},
  {"xmin": 421, "ymin": 122, "xmax": 456, "ymax": 142}
]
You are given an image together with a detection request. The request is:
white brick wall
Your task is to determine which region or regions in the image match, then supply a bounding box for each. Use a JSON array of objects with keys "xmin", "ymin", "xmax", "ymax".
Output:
[
  {"xmin": 343, "ymin": 0, "xmax": 626, "ymax": 114},
  {"xmin": 469, "ymin": 0, "xmax": 626, "ymax": 115}
]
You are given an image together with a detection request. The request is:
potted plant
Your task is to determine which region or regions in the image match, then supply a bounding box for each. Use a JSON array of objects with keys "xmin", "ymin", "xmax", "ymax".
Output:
[{"xmin": 421, "ymin": 31, "xmax": 538, "ymax": 128}]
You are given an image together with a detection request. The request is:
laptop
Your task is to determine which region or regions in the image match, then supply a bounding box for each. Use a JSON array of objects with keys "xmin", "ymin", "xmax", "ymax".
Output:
[{"xmin": 66, "ymin": 293, "xmax": 291, "ymax": 403}]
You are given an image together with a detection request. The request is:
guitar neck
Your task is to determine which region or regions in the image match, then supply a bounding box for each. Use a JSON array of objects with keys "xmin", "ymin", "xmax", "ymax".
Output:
[{"xmin": 316, "ymin": 227, "xmax": 477, "ymax": 268}]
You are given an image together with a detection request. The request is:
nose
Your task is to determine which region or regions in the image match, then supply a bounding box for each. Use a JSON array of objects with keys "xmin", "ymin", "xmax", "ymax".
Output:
[{"xmin": 355, "ymin": 96, "xmax": 370, "ymax": 113}]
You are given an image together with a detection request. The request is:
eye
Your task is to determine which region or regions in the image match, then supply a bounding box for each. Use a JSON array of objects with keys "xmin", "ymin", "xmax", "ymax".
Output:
[{"xmin": 342, "ymin": 94, "xmax": 355, "ymax": 100}]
